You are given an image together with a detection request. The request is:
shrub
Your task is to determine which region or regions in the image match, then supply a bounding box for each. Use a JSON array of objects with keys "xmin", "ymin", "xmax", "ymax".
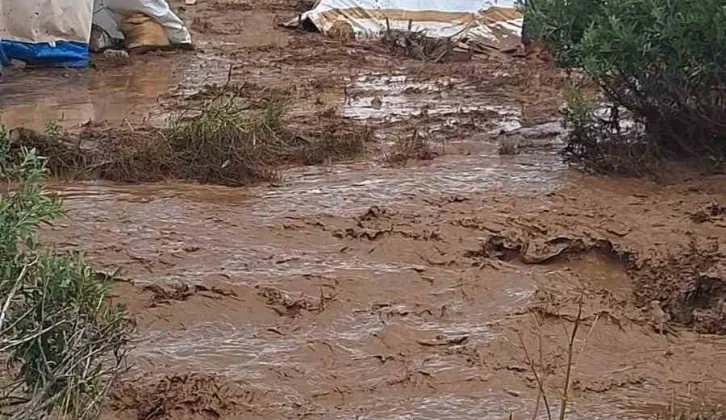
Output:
[
  {"xmin": 0, "ymin": 125, "xmax": 131, "ymax": 419},
  {"xmin": 526, "ymin": 0, "xmax": 726, "ymax": 172}
]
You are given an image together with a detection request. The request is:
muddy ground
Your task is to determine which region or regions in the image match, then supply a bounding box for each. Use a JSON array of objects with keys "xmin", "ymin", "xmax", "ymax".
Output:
[{"xmin": 3, "ymin": 0, "xmax": 726, "ymax": 419}]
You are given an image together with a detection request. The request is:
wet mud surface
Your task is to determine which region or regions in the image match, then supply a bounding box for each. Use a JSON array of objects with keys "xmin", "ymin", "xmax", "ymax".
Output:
[
  {"xmin": 48, "ymin": 174, "xmax": 726, "ymax": 420},
  {"xmin": 4, "ymin": 0, "xmax": 726, "ymax": 419}
]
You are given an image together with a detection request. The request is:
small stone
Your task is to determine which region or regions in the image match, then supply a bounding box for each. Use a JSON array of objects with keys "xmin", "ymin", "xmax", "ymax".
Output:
[
  {"xmin": 10, "ymin": 59, "xmax": 27, "ymax": 69},
  {"xmin": 504, "ymin": 389, "xmax": 521, "ymax": 397},
  {"xmin": 498, "ymin": 134, "xmax": 522, "ymax": 155},
  {"xmin": 371, "ymin": 96, "xmax": 383, "ymax": 110}
]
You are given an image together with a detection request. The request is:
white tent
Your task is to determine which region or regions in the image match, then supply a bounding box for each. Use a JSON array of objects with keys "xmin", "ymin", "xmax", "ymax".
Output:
[
  {"xmin": 295, "ymin": 0, "xmax": 522, "ymax": 51},
  {"xmin": 0, "ymin": 0, "xmax": 191, "ymax": 68}
]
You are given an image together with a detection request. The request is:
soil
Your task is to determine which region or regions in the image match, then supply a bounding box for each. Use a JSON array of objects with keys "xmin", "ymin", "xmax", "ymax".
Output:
[{"xmin": 3, "ymin": 0, "xmax": 726, "ymax": 419}]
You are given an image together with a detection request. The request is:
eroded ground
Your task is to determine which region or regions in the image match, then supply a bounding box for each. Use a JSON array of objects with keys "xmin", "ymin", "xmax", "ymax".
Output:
[{"xmin": 3, "ymin": 0, "xmax": 726, "ymax": 419}]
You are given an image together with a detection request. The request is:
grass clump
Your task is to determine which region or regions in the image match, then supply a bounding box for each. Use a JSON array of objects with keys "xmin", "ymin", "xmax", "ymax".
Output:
[
  {"xmin": 526, "ymin": 0, "xmax": 726, "ymax": 174},
  {"xmin": 385, "ymin": 129, "xmax": 436, "ymax": 165},
  {"xmin": 6, "ymin": 125, "xmax": 87, "ymax": 177},
  {"xmin": 9, "ymin": 93, "xmax": 369, "ymax": 186},
  {"xmin": 161, "ymin": 97, "xmax": 286, "ymax": 184},
  {"xmin": 160, "ymin": 96, "xmax": 367, "ymax": 184},
  {"xmin": 0, "ymin": 125, "xmax": 131, "ymax": 419},
  {"xmin": 382, "ymin": 30, "xmax": 455, "ymax": 63}
]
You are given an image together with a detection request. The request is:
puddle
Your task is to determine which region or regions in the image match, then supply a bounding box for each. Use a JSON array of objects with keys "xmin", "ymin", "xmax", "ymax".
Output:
[
  {"xmin": 0, "ymin": 52, "xmax": 237, "ymax": 131},
  {"xmin": 0, "ymin": 63, "xmax": 172, "ymax": 130}
]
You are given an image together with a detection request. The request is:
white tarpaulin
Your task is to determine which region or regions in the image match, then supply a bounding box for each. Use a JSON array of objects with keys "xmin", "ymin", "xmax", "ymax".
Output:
[
  {"xmin": 0, "ymin": 0, "xmax": 94, "ymax": 66},
  {"xmin": 298, "ymin": 0, "xmax": 522, "ymax": 50},
  {"xmin": 0, "ymin": 0, "xmax": 93, "ymax": 45},
  {"xmin": 0, "ymin": 0, "xmax": 190, "ymax": 67}
]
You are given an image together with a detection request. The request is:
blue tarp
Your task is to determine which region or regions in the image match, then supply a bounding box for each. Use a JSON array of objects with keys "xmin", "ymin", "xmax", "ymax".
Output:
[
  {"xmin": 0, "ymin": 43, "xmax": 8, "ymax": 67},
  {"xmin": 0, "ymin": 40, "xmax": 89, "ymax": 68}
]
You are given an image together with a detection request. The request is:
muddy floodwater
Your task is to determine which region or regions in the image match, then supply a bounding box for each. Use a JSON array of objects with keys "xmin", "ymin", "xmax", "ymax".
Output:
[{"xmin": 4, "ymin": 1, "xmax": 726, "ymax": 419}]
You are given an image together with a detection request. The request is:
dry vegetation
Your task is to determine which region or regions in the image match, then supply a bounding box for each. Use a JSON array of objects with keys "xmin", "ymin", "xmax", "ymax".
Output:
[
  {"xmin": 6, "ymin": 89, "xmax": 370, "ymax": 186},
  {"xmin": 381, "ymin": 27, "xmax": 459, "ymax": 63},
  {"xmin": 513, "ymin": 297, "xmax": 725, "ymax": 420},
  {"xmin": 384, "ymin": 129, "xmax": 437, "ymax": 165}
]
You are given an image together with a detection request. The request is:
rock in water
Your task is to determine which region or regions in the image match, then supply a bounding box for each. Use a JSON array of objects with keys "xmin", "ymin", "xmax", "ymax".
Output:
[{"xmin": 102, "ymin": 49, "xmax": 131, "ymax": 67}]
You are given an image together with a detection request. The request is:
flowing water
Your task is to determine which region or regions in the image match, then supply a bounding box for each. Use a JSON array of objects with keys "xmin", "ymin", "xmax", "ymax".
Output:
[{"xmin": 4, "ymin": 3, "xmax": 726, "ymax": 418}]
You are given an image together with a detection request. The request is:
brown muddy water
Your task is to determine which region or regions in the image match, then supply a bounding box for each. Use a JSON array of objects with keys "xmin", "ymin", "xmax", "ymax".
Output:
[
  {"xmin": 5, "ymin": 1, "xmax": 726, "ymax": 419},
  {"xmin": 48, "ymin": 168, "xmax": 726, "ymax": 420}
]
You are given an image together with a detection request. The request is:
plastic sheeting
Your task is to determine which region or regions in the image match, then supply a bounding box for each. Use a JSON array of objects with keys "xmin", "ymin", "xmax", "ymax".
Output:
[
  {"xmin": 0, "ymin": 0, "xmax": 94, "ymax": 67},
  {"xmin": 0, "ymin": 0, "xmax": 190, "ymax": 68},
  {"xmin": 297, "ymin": 0, "xmax": 522, "ymax": 51}
]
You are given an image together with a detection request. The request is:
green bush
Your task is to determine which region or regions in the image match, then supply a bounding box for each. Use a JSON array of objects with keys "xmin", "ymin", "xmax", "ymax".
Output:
[
  {"xmin": 526, "ymin": 0, "xmax": 726, "ymax": 171},
  {"xmin": 0, "ymin": 125, "xmax": 131, "ymax": 419}
]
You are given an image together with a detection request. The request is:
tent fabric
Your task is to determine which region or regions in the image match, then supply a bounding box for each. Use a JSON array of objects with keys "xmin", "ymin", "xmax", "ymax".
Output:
[
  {"xmin": 0, "ymin": 0, "xmax": 94, "ymax": 67},
  {"xmin": 0, "ymin": 0, "xmax": 190, "ymax": 68},
  {"xmin": 0, "ymin": 44, "xmax": 7, "ymax": 67},
  {"xmin": 0, "ymin": 40, "xmax": 90, "ymax": 67},
  {"xmin": 299, "ymin": 0, "xmax": 522, "ymax": 51}
]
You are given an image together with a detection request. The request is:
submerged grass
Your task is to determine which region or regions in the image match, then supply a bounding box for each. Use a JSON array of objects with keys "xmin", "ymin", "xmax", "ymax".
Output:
[
  {"xmin": 8, "ymin": 92, "xmax": 370, "ymax": 186},
  {"xmin": 385, "ymin": 129, "xmax": 436, "ymax": 166},
  {"xmin": 664, "ymin": 408, "xmax": 726, "ymax": 420}
]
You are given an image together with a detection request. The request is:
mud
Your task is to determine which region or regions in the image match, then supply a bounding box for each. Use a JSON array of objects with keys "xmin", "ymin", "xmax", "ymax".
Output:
[
  {"xmin": 47, "ymin": 172, "xmax": 726, "ymax": 420},
  {"xmin": 110, "ymin": 373, "xmax": 265, "ymax": 419},
  {"xmin": 4, "ymin": 0, "xmax": 726, "ymax": 419}
]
